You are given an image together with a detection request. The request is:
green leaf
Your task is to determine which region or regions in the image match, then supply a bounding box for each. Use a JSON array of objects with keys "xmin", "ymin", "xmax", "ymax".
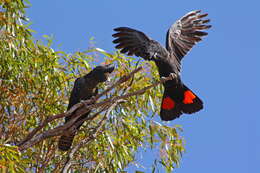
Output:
[{"xmin": 149, "ymin": 95, "xmax": 155, "ymax": 112}]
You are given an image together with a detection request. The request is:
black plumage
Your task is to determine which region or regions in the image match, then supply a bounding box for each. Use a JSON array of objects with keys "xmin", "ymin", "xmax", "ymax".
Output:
[
  {"xmin": 58, "ymin": 64, "xmax": 114, "ymax": 151},
  {"xmin": 112, "ymin": 10, "xmax": 211, "ymax": 121}
]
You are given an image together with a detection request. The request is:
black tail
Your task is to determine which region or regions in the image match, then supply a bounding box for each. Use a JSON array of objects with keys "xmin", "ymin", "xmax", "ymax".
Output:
[
  {"xmin": 160, "ymin": 84, "xmax": 203, "ymax": 121},
  {"xmin": 58, "ymin": 132, "xmax": 76, "ymax": 151}
]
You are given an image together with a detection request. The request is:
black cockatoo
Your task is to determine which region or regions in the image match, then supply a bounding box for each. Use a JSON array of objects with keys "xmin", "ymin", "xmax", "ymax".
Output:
[
  {"xmin": 112, "ymin": 10, "xmax": 211, "ymax": 121},
  {"xmin": 58, "ymin": 64, "xmax": 114, "ymax": 151}
]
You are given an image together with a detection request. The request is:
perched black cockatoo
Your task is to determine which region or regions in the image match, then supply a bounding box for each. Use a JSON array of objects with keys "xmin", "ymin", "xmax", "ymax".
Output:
[
  {"xmin": 112, "ymin": 10, "xmax": 211, "ymax": 121},
  {"xmin": 58, "ymin": 64, "xmax": 114, "ymax": 151}
]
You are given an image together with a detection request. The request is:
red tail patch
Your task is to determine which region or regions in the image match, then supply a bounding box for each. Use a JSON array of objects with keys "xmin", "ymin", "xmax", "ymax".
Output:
[
  {"xmin": 183, "ymin": 90, "xmax": 196, "ymax": 104},
  {"xmin": 162, "ymin": 97, "xmax": 175, "ymax": 110}
]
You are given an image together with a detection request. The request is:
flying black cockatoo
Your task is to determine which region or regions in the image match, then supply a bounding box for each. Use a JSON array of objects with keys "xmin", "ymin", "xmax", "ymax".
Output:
[
  {"xmin": 112, "ymin": 10, "xmax": 211, "ymax": 121},
  {"xmin": 58, "ymin": 64, "xmax": 114, "ymax": 151}
]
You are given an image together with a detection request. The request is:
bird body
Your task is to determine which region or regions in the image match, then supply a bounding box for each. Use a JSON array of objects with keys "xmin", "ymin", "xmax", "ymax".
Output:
[
  {"xmin": 58, "ymin": 64, "xmax": 114, "ymax": 151},
  {"xmin": 113, "ymin": 10, "xmax": 211, "ymax": 121}
]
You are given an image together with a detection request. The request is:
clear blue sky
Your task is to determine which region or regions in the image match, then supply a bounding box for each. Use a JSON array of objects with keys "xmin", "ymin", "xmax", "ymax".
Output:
[{"xmin": 27, "ymin": 0, "xmax": 259, "ymax": 172}]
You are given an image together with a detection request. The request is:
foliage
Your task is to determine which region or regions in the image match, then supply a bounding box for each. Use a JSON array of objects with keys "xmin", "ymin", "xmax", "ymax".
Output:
[
  {"xmin": 0, "ymin": 144, "xmax": 29, "ymax": 173},
  {"xmin": 0, "ymin": 0, "xmax": 184, "ymax": 172}
]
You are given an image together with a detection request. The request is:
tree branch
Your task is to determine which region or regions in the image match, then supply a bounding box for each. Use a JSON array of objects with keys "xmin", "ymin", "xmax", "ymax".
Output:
[
  {"xmin": 18, "ymin": 67, "xmax": 142, "ymax": 147},
  {"xmin": 18, "ymin": 68, "xmax": 174, "ymax": 152},
  {"xmin": 61, "ymin": 100, "xmax": 122, "ymax": 173}
]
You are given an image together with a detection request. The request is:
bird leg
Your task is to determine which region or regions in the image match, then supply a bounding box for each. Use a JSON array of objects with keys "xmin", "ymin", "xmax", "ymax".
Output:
[
  {"xmin": 160, "ymin": 73, "xmax": 177, "ymax": 83},
  {"xmin": 169, "ymin": 73, "xmax": 177, "ymax": 80}
]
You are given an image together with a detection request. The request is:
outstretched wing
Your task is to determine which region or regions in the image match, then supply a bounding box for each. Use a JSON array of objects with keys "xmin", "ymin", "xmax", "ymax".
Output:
[
  {"xmin": 112, "ymin": 27, "xmax": 168, "ymax": 60},
  {"xmin": 166, "ymin": 10, "xmax": 211, "ymax": 62}
]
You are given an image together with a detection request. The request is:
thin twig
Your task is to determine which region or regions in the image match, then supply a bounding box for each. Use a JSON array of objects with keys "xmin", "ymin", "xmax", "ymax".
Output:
[
  {"xmin": 62, "ymin": 100, "xmax": 122, "ymax": 172},
  {"xmin": 95, "ymin": 66, "xmax": 142, "ymax": 100}
]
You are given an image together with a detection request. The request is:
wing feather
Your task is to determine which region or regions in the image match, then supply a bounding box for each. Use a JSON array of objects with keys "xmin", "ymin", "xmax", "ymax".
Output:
[
  {"xmin": 112, "ymin": 27, "xmax": 168, "ymax": 60},
  {"xmin": 166, "ymin": 10, "xmax": 211, "ymax": 61}
]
